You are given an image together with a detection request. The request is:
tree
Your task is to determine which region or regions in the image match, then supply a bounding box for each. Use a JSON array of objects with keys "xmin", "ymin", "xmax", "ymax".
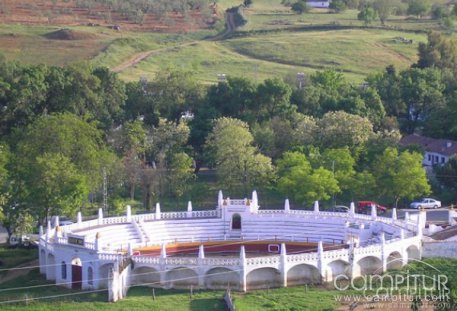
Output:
[
  {"xmin": 373, "ymin": 0, "xmax": 396, "ymax": 25},
  {"xmin": 316, "ymin": 111, "xmax": 374, "ymax": 150},
  {"xmin": 416, "ymin": 32, "xmax": 457, "ymax": 72},
  {"xmin": 373, "ymin": 147, "xmax": 430, "ymax": 207},
  {"xmin": 358, "ymin": 6, "xmax": 378, "ymax": 25},
  {"xmin": 23, "ymin": 153, "xmax": 89, "ymax": 223},
  {"xmin": 167, "ymin": 152, "xmax": 196, "ymax": 200},
  {"xmin": 329, "ymin": 0, "xmax": 347, "ymax": 13},
  {"xmin": 205, "ymin": 76, "xmax": 256, "ymax": 121},
  {"xmin": 254, "ymin": 78, "xmax": 293, "ymax": 121},
  {"xmin": 0, "ymin": 143, "xmax": 9, "ymax": 224},
  {"xmin": 10, "ymin": 113, "xmax": 114, "ymax": 222},
  {"xmin": 144, "ymin": 68, "xmax": 204, "ymax": 122},
  {"xmin": 109, "ymin": 119, "xmax": 150, "ymax": 200},
  {"xmin": 319, "ymin": 148, "xmax": 356, "ymax": 192},
  {"xmin": 407, "ymin": 0, "xmax": 430, "ymax": 18},
  {"xmin": 205, "ymin": 117, "xmax": 273, "ymax": 194},
  {"xmin": 435, "ymin": 156, "xmax": 457, "ymax": 201},
  {"xmin": 291, "ymin": 1, "xmax": 310, "ymax": 14},
  {"xmin": 277, "ymin": 151, "xmax": 340, "ymax": 205},
  {"xmin": 398, "ymin": 67, "xmax": 445, "ymax": 133}
]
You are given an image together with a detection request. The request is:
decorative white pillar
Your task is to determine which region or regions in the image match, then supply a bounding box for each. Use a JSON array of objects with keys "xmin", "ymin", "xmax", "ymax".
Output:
[
  {"xmin": 95, "ymin": 232, "xmax": 102, "ymax": 252},
  {"xmin": 284, "ymin": 199, "xmax": 290, "ymax": 213},
  {"xmin": 400, "ymin": 228, "xmax": 405, "ymax": 240},
  {"xmin": 449, "ymin": 205, "xmax": 457, "ymax": 225},
  {"xmin": 54, "ymin": 216, "xmax": 60, "ymax": 228},
  {"xmin": 418, "ymin": 208, "xmax": 427, "ymax": 230},
  {"xmin": 197, "ymin": 244, "xmax": 206, "ymax": 287},
  {"xmin": 371, "ymin": 204, "xmax": 377, "ymax": 220},
  {"xmin": 187, "ymin": 201, "xmax": 193, "ymax": 218},
  {"xmin": 251, "ymin": 190, "xmax": 258, "ymax": 210},
  {"xmin": 98, "ymin": 208, "xmax": 103, "ymax": 225},
  {"xmin": 54, "ymin": 226, "xmax": 61, "ymax": 239},
  {"xmin": 317, "ymin": 240, "xmax": 325, "ymax": 282},
  {"xmin": 160, "ymin": 243, "xmax": 167, "ymax": 259},
  {"xmin": 405, "ymin": 212, "xmax": 409, "ymax": 221},
  {"xmin": 198, "ymin": 244, "xmax": 205, "ymax": 259},
  {"xmin": 280, "ymin": 243, "xmax": 287, "ymax": 287},
  {"xmin": 392, "ymin": 208, "xmax": 397, "ymax": 221},
  {"xmin": 240, "ymin": 245, "xmax": 247, "ymax": 292},
  {"xmin": 314, "ymin": 201, "xmax": 320, "ymax": 214},
  {"xmin": 77, "ymin": 212, "xmax": 82, "ymax": 225},
  {"xmin": 349, "ymin": 202, "xmax": 355, "ymax": 216},
  {"xmin": 155, "ymin": 203, "xmax": 161, "ymax": 220},
  {"xmin": 39, "ymin": 225, "xmax": 43, "ymax": 236},
  {"xmin": 380, "ymin": 232, "xmax": 387, "ymax": 273},
  {"xmin": 126, "ymin": 205, "xmax": 132, "ymax": 222},
  {"xmin": 218, "ymin": 190, "xmax": 223, "ymax": 208},
  {"xmin": 46, "ymin": 221, "xmax": 51, "ymax": 242}
]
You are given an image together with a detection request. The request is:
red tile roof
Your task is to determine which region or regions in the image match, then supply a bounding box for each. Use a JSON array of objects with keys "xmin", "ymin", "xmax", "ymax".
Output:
[{"xmin": 400, "ymin": 134, "xmax": 457, "ymax": 156}]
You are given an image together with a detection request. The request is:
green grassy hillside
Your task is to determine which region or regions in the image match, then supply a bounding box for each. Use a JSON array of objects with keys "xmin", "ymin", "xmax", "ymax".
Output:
[{"xmin": 0, "ymin": 0, "xmax": 452, "ymax": 83}]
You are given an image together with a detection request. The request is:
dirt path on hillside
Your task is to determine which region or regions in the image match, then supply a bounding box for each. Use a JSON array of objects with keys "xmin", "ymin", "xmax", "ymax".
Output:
[
  {"xmin": 111, "ymin": 12, "xmax": 236, "ymax": 73},
  {"xmin": 111, "ymin": 41, "xmax": 200, "ymax": 73},
  {"xmin": 0, "ymin": 259, "xmax": 39, "ymax": 284}
]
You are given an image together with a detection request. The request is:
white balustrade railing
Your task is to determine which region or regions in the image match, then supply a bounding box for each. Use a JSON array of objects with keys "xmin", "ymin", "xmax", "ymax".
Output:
[
  {"xmin": 165, "ymin": 257, "xmax": 198, "ymax": 265},
  {"xmin": 246, "ymin": 256, "xmax": 280, "ymax": 266},
  {"xmin": 133, "ymin": 256, "xmax": 161, "ymax": 265},
  {"xmin": 201, "ymin": 257, "xmax": 240, "ymax": 266},
  {"xmin": 287, "ymin": 252, "xmax": 318, "ymax": 263},
  {"xmin": 230, "ymin": 199, "xmax": 247, "ymax": 205},
  {"xmin": 323, "ymin": 248, "xmax": 350, "ymax": 260},
  {"xmin": 98, "ymin": 253, "xmax": 125, "ymax": 262}
]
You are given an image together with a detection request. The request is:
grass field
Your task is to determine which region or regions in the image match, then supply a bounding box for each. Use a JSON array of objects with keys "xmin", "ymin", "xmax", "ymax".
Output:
[
  {"xmin": 0, "ymin": 248, "xmax": 38, "ymax": 275},
  {"xmin": 0, "ymin": 0, "xmax": 452, "ymax": 83},
  {"xmin": 0, "ymin": 269, "xmax": 338, "ymax": 311}
]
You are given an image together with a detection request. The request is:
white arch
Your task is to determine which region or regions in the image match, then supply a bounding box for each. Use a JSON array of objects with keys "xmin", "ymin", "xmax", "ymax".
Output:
[
  {"xmin": 247, "ymin": 267, "xmax": 282, "ymax": 289},
  {"xmin": 205, "ymin": 267, "xmax": 239, "ymax": 289},
  {"xmin": 386, "ymin": 251, "xmax": 403, "ymax": 270},
  {"xmin": 131, "ymin": 266, "xmax": 160, "ymax": 287},
  {"xmin": 356, "ymin": 256, "xmax": 383, "ymax": 276},
  {"xmin": 406, "ymin": 245, "xmax": 420, "ymax": 262},
  {"xmin": 326, "ymin": 260, "xmax": 350, "ymax": 282},
  {"xmin": 46, "ymin": 253, "xmax": 56, "ymax": 280},
  {"xmin": 287, "ymin": 264, "xmax": 321, "ymax": 286},
  {"xmin": 165, "ymin": 267, "xmax": 198, "ymax": 288},
  {"xmin": 99, "ymin": 263, "xmax": 114, "ymax": 289}
]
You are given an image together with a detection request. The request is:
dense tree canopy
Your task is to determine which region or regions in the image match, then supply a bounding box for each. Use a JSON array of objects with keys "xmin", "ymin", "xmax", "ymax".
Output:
[
  {"xmin": 373, "ymin": 147, "xmax": 430, "ymax": 207},
  {"xmin": 205, "ymin": 117, "xmax": 273, "ymax": 194},
  {"xmin": 10, "ymin": 113, "xmax": 115, "ymax": 222}
]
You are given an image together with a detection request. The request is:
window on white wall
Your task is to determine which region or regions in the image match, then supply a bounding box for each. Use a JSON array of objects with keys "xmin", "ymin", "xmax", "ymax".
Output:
[{"xmin": 61, "ymin": 261, "xmax": 67, "ymax": 279}]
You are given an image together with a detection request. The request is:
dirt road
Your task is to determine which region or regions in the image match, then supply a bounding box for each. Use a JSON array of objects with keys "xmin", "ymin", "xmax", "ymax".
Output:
[{"xmin": 111, "ymin": 12, "xmax": 236, "ymax": 73}]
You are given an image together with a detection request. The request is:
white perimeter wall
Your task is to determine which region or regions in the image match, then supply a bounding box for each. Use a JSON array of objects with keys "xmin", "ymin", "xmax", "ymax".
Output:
[{"xmin": 422, "ymin": 241, "xmax": 457, "ymax": 258}]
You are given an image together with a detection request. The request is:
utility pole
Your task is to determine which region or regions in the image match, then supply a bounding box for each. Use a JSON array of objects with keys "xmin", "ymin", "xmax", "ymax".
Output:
[
  {"xmin": 103, "ymin": 167, "xmax": 108, "ymax": 215},
  {"xmin": 332, "ymin": 160, "xmax": 335, "ymax": 208}
]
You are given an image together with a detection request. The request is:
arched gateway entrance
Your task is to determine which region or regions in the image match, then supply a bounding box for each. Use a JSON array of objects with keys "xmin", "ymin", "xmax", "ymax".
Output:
[{"xmin": 71, "ymin": 258, "xmax": 82, "ymax": 289}]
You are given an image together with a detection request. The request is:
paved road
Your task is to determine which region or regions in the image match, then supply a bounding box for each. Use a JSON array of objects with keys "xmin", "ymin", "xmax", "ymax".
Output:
[{"xmin": 384, "ymin": 208, "xmax": 449, "ymax": 224}]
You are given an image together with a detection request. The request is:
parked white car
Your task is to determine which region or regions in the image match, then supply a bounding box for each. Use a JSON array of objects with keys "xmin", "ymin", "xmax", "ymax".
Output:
[{"xmin": 410, "ymin": 198, "xmax": 441, "ymax": 209}]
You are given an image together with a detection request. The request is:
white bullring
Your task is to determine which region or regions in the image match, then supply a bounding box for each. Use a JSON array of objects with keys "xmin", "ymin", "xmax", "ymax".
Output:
[{"xmin": 38, "ymin": 191, "xmax": 423, "ymax": 301}]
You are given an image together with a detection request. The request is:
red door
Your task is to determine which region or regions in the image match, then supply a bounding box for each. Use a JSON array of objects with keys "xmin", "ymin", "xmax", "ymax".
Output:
[{"xmin": 72, "ymin": 265, "xmax": 82, "ymax": 289}]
